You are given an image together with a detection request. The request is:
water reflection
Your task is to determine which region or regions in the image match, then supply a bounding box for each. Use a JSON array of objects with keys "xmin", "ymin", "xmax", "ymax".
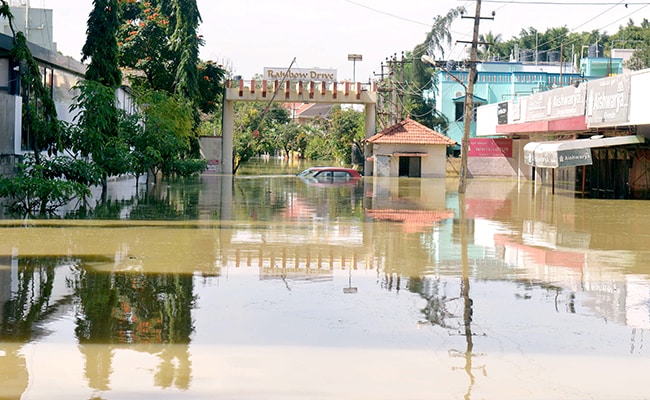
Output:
[{"xmin": 1, "ymin": 170, "xmax": 650, "ymax": 398}]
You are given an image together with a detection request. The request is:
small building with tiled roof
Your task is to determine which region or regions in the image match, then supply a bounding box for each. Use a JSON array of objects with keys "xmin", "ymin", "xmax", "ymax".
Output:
[
  {"xmin": 283, "ymin": 102, "xmax": 333, "ymax": 124},
  {"xmin": 366, "ymin": 118, "xmax": 456, "ymax": 178}
]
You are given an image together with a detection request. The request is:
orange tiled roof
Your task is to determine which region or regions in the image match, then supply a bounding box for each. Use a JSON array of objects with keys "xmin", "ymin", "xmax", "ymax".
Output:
[
  {"xmin": 367, "ymin": 117, "xmax": 456, "ymax": 145},
  {"xmin": 366, "ymin": 209, "xmax": 455, "ymax": 233}
]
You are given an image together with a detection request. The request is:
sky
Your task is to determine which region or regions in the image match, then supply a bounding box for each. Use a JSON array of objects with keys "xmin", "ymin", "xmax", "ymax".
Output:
[{"xmin": 31, "ymin": 0, "xmax": 650, "ymax": 82}]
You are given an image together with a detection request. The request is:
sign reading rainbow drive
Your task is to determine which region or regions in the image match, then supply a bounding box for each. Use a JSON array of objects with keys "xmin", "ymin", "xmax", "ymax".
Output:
[{"xmin": 263, "ymin": 67, "xmax": 337, "ymax": 82}]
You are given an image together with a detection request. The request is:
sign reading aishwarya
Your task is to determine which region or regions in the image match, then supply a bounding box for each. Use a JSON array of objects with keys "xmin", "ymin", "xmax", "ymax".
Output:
[
  {"xmin": 586, "ymin": 74, "xmax": 630, "ymax": 127},
  {"xmin": 263, "ymin": 67, "xmax": 337, "ymax": 82},
  {"xmin": 525, "ymin": 84, "xmax": 586, "ymax": 122}
]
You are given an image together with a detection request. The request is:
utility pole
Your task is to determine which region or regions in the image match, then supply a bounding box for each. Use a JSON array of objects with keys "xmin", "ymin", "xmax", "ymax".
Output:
[
  {"xmin": 375, "ymin": 53, "xmax": 410, "ymax": 130},
  {"xmin": 457, "ymin": 0, "xmax": 493, "ymax": 193}
]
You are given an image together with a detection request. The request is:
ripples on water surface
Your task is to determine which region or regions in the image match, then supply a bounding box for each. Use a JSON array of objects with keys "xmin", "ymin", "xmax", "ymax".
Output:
[{"xmin": 1, "ymin": 162, "xmax": 649, "ymax": 399}]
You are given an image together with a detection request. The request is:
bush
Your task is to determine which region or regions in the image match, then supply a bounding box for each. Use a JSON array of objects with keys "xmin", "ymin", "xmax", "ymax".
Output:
[{"xmin": 0, "ymin": 155, "xmax": 94, "ymax": 216}]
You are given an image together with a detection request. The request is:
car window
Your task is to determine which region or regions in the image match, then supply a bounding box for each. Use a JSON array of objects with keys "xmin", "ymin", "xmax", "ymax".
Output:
[{"xmin": 332, "ymin": 171, "xmax": 350, "ymax": 178}]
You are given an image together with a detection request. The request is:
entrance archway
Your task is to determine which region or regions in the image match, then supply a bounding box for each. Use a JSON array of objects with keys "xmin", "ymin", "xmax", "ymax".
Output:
[{"xmin": 216, "ymin": 79, "xmax": 377, "ymax": 174}]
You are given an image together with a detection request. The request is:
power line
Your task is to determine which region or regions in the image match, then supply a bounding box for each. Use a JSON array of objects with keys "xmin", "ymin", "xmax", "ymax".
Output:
[
  {"xmin": 481, "ymin": 1, "xmax": 649, "ymax": 4},
  {"xmin": 344, "ymin": 0, "xmax": 433, "ymax": 28}
]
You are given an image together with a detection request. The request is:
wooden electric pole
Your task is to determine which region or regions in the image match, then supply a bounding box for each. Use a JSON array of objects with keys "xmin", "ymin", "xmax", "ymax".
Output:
[{"xmin": 457, "ymin": 0, "xmax": 493, "ymax": 194}]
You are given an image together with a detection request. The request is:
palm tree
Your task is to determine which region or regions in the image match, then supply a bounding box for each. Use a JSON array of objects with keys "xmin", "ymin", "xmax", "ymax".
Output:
[{"xmin": 478, "ymin": 31, "xmax": 502, "ymax": 61}]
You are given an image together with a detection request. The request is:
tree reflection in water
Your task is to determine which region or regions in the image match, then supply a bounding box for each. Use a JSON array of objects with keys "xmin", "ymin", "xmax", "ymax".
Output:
[
  {"xmin": 69, "ymin": 266, "xmax": 196, "ymax": 390},
  {"xmin": 0, "ymin": 257, "xmax": 63, "ymax": 397},
  {"xmin": 1, "ymin": 257, "xmax": 62, "ymax": 341},
  {"xmin": 0, "ymin": 254, "xmax": 197, "ymax": 393}
]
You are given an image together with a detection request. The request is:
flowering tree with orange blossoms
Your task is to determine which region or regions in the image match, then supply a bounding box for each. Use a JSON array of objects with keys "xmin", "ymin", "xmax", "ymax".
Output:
[{"xmin": 116, "ymin": 0, "xmax": 224, "ymax": 112}]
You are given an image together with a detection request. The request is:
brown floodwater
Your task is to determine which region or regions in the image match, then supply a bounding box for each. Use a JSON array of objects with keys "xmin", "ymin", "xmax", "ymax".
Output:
[{"xmin": 1, "ymin": 161, "xmax": 649, "ymax": 399}]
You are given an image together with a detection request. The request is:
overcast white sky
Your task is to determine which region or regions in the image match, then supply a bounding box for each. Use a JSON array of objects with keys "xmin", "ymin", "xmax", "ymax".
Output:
[{"xmin": 33, "ymin": 0, "xmax": 650, "ymax": 81}]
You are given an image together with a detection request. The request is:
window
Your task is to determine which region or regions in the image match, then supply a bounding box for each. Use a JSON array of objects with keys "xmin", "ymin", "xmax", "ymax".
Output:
[{"xmin": 454, "ymin": 101, "xmax": 480, "ymax": 122}]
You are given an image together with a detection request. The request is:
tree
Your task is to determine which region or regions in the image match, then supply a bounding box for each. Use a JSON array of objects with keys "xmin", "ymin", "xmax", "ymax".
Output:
[
  {"xmin": 168, "ymin": 0, "xmax": 203, "ymax": 100},
  {"xmin": 82, "ymin": 0, "xmax": 122, "ymax": 88},
  {"xmin": 80, "ymin": 0, "xmax": 126, "ymax": 200},
  {"xmin": 274, "ymin": 122, "xmax": 302, "ymax": 159},
  {"xmin": 232, "ymin": 102, "xmax": 291, "ymax": 173},
  {"xmin": 613, "ymin": 18, "xmax": 650, "ymax": 70},
  {"xmin": 117, "ymin": 0, "xmax": 224, "ymax": 165},
  {"xmin": 196, "ymin": 60, "xmax": 226, "ymax": 115},
  {"xmin": 328, "ymin": 106, "xmax": 364, "ymax": 165},
  {"xmin": 0, "ymin": 155, "xmax": 95, "ymax": 215},
  {"xmin": 1, "ymin": 2, "xmax": 61, "ymax": 163},
  {"xmin": 0, "ymin": 1, "xmax": 99, "ymax": 215},
  {"xmin": 304, "ymin": 125, "xmax": 334, "ymax": 161},
  {"xmin": 625, "ymin": 43, "xmax": 650, "ymax": 70},
  {"xmin": 69, "ymin": 81, "xmax": 132, "ymax": 192},
  {"xmin": 132, "ymin": 89, "xmax": 205, "ymax": 183},
  {"xmin": 118, "ymin": 0, "xmax": 175, "ymax": 92},
  {"xmin": 477, "ymin": 31, "xmax": 502, "ymax": 61},
  {"xmin": 117, "ymin": 0, "xmax": 219, "ymax": 107},
  {"xmin": 405, "ymin": 7, "xmax": 463, "ymax": 131}
]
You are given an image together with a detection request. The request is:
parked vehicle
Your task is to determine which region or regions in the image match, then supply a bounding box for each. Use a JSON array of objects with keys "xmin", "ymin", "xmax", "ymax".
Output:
[{"xmin": 298, "ymin": 167, "xmax": 362, "ymax": 185}]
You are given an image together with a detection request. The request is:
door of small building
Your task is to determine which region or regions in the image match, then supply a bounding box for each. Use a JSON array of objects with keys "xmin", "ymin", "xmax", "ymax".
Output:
[{"xmin": 398, "ymin": 156, "xmax": 421, "ymax": 177}]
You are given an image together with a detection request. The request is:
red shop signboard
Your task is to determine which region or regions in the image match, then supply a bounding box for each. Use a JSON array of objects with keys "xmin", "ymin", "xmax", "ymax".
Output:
[{"xmin": 468, "ymin": 138, "xmax": 513, "ymax": 158}]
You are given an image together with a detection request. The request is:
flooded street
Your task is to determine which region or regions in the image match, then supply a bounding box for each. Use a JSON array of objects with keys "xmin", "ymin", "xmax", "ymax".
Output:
[{"xmin": 1, "ymin": 161, "xmax": 650, "ymax": 399}]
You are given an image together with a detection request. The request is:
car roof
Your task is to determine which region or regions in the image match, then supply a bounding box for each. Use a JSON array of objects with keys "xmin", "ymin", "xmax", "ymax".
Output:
[{"xmin": 309, "ymin": 167, "xmax": 356, "ymax": 171}]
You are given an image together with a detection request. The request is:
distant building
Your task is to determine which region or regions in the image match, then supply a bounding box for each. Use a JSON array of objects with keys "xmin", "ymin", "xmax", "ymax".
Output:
[
  {"xmin": 283, "ymin": 102, "xmax": 333, "ymax": 124},
  {"xmin": 0, "ymin": 4, "xmax": 134, "ymax": 177},
  {"xmin": 477, "ymin": 66, "xmax": 650, "ymax": 199},
  {"xmin": 434, "ymin": 50, "xmax": 628, "ymax": 181},
  {"xmin": 0, "ymin": 2, "xmax": 56, "ymax": 52},
  {"xmin": 0, "ymin": 30, "xmax": 85, "ymax": 175}
]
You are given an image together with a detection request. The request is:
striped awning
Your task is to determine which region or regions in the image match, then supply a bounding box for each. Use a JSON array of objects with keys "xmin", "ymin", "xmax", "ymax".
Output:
[{"xmin": 524, "ymin": 135, "xmax": 644, "ymax": 168}]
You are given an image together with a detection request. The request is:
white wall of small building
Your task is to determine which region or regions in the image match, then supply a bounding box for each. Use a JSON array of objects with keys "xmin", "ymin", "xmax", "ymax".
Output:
[{"xmin": 371, "ymin": 143, "xmax": 448, "ymax": 178}]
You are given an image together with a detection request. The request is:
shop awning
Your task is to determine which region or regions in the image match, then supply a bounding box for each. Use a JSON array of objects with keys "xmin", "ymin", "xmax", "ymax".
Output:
[{"xmin": 524, "ymin": 135, "xmax": 645, "ymax": 168}]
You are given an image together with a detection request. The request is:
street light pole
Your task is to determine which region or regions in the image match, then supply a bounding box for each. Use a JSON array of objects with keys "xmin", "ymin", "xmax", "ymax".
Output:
[{"xmin": 348, "ymin": 53, "xmax": 362, "ymax": 83}]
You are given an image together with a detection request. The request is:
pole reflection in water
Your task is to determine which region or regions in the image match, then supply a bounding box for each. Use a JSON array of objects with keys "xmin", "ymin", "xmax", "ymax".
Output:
[{"xmin": 0, "ymin": 171, "xmax": 650, "ymax": 399}]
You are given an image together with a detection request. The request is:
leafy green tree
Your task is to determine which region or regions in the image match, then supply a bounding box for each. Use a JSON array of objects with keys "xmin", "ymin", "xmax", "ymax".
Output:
[
  {"xmin": 168, "ymin": 0, "xmax": 202, "ymax": 100},
  {"xmin": 82, "ymin": 0, "xmax": 122, "ymax": 88},
  {"xmin": 117, "ymin": 0, "xmax": 224, "ymax": 164},
  {"xmin": 1, "ymin": 2, "xmax": 61, "ymax": 163},
  {"xmin": 133, "ymin": 89, "xmax": 205, "ymax": 183},
  {"xmin": 626, "ymin": 43, "xmax": 650, "ymax": 70},
  {"xmin": 0, "ymin": 155, "xmax": 94, "ymax": 215},
  {"xmin": 328, "ymin": 106, "xmax": 364, "ymax": 165},
  {"xmin": 274, "ymin": 122, "xmax": 302, "ymax": 159},
  {"xmin": 232, "ymin": 102, "xmax": 290, "ymax": 173},
  {"xmin": 69, "ymin": 81, "xmax": 132, "ymax": 193},
  {"xmin": 303, "ymin": 124, "xmax": 334, "ymax": 161},
  {"xmin": 118, "ymin": 0, "xmax": 175, "ymax": 92},
  {"xmin": 117, "ymin": 0, "xmax": 222, "ymax": 109},
  {"xmin": 79, "ymin": 0, "xmax": 127, "ymax": 200},
  {"xmin": 294, "ymin": 124, "xmax": 313, "ymax": 159},
  {"xmin": 196, "ymin": 60, "xmax": 226, "ymax": 114},
  {"xmin": 613, "ymin": 19, "xmax": 650, "ymax": 70}
]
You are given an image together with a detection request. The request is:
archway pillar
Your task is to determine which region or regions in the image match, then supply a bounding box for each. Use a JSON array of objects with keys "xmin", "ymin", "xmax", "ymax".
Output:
[
  {"xmin": 364, "ymin": 103, "xmax": 376, "ymax": 176},
  {"xmin": 221, "ymin": 99, "xmax": 234, "ymax": 174}
]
